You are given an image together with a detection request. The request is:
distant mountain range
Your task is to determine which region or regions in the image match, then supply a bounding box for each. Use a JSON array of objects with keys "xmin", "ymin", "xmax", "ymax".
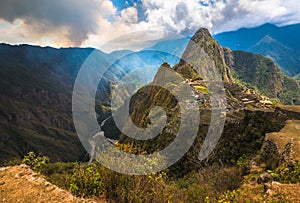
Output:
[
  {"xmin": 215, "ymin": 23, "xmax": 300, "ymax": 78},
  {"xmin": 137, "ymin": 23, "xmax": 300, "ymax": 81}
]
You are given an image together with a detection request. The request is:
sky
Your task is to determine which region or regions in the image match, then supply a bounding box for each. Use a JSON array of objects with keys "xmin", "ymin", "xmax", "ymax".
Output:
[{"xmin": 0, "ymin": 0, "xmax": 300, "ymax": 52}]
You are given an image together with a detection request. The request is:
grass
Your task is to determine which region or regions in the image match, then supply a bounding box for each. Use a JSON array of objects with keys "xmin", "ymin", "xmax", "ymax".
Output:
[
  {"xmin": 193, "ymin": 85, "xmax": 209, "ymax": 94},
  {"xmin": 280, "ymin": 105, "xmax": 300, "ymax": 113}
]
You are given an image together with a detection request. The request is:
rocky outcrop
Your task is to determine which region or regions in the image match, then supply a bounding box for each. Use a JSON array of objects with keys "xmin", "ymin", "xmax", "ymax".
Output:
[
  {"xmin": 175, "ymin": 28, "xmax": 233, "ymax": 83},
  {"xmin": 263, "ymin": 119, "xmax": 300, "ymax": 167},
  {"xmin": 0, "ymin": 165, "xmax": 99, "ymax": 203}
]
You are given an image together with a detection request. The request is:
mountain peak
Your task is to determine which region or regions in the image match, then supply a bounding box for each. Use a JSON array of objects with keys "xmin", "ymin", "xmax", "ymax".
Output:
[
  {"xmin": 175, "ymin": 28, "xmax": 233, "ymax": 83},
  {"xmin": 191, "ymin": 28, "xmax": 212, "ymax": 44},
  {"xmin": 258, "ymin": 35, "xmax": 277, "ymax": 44},
  {"xmin": 260, "ymin": 23, "xmax": 278, "ymax": 29}
]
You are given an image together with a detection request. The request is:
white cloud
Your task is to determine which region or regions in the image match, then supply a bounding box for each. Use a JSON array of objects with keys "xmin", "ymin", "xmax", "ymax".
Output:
[
  {"xmin": 0, "ymin": 0, "xmax": 300, "ymax": 51},
  {"xmin": 0, "ymin": 19, "xmax": 73, "ymax": 47},
  {"xmin": 120, "ymin": 7, "xmax": 138, "ymax": 23},
  {"xmin": 140, "ymin": 0, "xmax": 297, "ymax": 34},
  {"xmin": 142, "ymin": 0, "xmax": 213, "ymax": 33},
  {"xmin": 210, "ymin": 0, "xmax": 288, "ymax": 33}
]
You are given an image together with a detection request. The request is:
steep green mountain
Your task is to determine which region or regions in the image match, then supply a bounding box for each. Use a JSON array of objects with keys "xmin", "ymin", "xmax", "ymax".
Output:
[
  {"xmin": 246, "ymin": 35, "xmax": 300, "ymax": 76},
  {"xmin": 172, "ymin": 28, "xmax": 300, "ymax": 105},
  {"xmin": 120, "ymin": 28, "xmax": 300, "ymax": 176},
  {"xmin": 224, "ymin": 49, "xmax": 300, "ymax": 104},
  {"xmin": 175, "ymin": 28, "xmax": 233, "ymax": 83},
  {"xmin": 215, "ymin": 23, "xmax": 300, "ymax": 76},
  {"xmin": 2, "ymin": 28, "xmax": 300, "ymax": 201},
  {"xmin": 1, "ymin": 27, "xmax": 300, "ymax": 165}
]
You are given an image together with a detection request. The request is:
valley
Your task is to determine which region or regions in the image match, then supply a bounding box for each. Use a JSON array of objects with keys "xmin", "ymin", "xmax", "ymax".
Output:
[{"xmin": 1, "ymin": 26, "xmax": 300, "ymax": 202}]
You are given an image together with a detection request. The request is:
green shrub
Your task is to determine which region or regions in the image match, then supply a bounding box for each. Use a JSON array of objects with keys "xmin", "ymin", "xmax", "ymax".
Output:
[
  {"xmin": 68, "ymin": 164, "xmax": 104, "ymax": 198},
  {"xmin": 41, "ymin": 162, "xmax": 77, "ymax": 189},
  {"xmin": 42, "ymin": 162, "xmax": 77, "ymax": 176},
  {"xmin": 218, "ymin": 190, "xmax": 239, "ymax": 203},
  {"xmin": 22, "ymin": 151, "xmax": 49, "ymax": 172},
  {"xmin": 20, "ymin": 153, "xmax": 245, "ymax": 202},
  {"xmin": 258, "ymin": 143, "xmax": 280, "ymax": 170},
  {"xmin": 237, "ymin": 155, "xmax": 250, "ymax": 175},
  {"xmin": 271, "ymin": 162, "xmax": 300, "ymax": 183}
]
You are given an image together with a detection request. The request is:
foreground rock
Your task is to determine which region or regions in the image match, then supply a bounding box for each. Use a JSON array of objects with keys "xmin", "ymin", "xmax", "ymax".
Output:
[
  {"xmin": 265, "ymin": 119, "xmax": 300, "ymax": 164},
  {"xmin": 0, "ymin": 165, "xmax": 103, "ymax": 203}
]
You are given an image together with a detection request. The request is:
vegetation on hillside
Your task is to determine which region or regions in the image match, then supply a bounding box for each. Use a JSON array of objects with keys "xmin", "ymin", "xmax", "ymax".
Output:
[
  {"xmin": 215, "ymin": 23, "xmax": 300, "ymax": 76},
  {"xmin": 2, "ymin": 27, "xmax": 300, "ymax": 203},
  {"xmin": 21, "ymin": 151, "xmax": 244, "ymax": 202},
  {"xmin": 227, "ymin": 50, "xmax": 300, "ymax": 104}
]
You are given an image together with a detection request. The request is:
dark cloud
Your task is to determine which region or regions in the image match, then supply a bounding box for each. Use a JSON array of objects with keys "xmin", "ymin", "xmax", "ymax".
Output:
[{"xmin": 0, "ymin": 0, "xmax": 105, "ymax": 45}]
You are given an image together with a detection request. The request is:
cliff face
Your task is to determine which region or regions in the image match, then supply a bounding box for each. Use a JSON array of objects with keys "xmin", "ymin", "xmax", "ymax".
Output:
[
  {"xmin": 175, "ymin": 28, "xmax": 233, "ymax": 83},
  {"xmin": 224, "ymin": 49, "xmax": 300, "ymax": 105},
  {"xmin": 173, "ymin": 28, "xmax": 300, "ymax": 105},
  {"xmin": 263, "ymin": 106, "xmax": 300, "ymax": 167}
]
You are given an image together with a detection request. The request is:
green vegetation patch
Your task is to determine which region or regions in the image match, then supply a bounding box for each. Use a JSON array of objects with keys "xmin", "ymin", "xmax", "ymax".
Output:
[{"xmin": 193, "ymin": 85, "xmax": 209, "ymax": 93}]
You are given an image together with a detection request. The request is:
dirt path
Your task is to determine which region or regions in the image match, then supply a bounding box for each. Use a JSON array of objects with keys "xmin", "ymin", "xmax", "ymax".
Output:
[{"xmin": 0, "ymin": 165, "xmax": 100, "ymax": 203}]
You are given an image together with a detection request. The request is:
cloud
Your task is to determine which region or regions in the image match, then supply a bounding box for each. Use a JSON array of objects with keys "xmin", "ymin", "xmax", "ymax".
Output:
[
  {"xmin": 0, "ymin": 0, "xmax": 300, "ymax": 50},
  {"xmin": 0, "ymin": 19, "xmax": 73, "ymax": 47},
  {"xmin": 140, "ymin": 0, "xmax": 299, "ymax": 34},
  {"xmin": 120, "ymin": 7, "xmax": 138, "ymax": 23},
  {"xmin": 0, "ymin": 0, "xmax": 116, "ymax": 46},
  {"xmin": 210, "ymin": 0, "xmax": 288, "ymax": 33},
  {"xmin": 142, "ymin": 0, "xmax": 213, "ymax": 34}
]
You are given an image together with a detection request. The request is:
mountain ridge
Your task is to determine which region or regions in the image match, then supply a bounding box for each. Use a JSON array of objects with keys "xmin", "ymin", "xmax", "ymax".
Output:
[
  {"xmin": 120, "ymin": 28, "xmax": 300, "ymax": 176},
  {"xmin": 215, "ymin": 23, "xmax": 300, "ymax": 76},
  {"xmin": 0, "ymin": 41, "xmax": 188, "ymax": 164},
  {"xmin": 1, "ymin": 26, "xmax": 300, "ymax": 164}
]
